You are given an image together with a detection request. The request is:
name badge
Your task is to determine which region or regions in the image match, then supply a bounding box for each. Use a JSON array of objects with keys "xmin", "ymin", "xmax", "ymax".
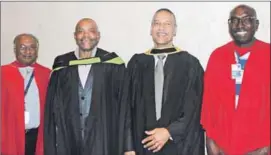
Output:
[
  {"xmin": 25, "ymin": 111, "xmax": 30, "ymax": 125},
  {"xmin": 231, "ymin": 64, "xmax": 242, "ymax": 80}
]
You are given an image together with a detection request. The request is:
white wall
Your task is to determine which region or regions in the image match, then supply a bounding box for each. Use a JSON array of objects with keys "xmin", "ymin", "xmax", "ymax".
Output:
[{"xmin": 1, "ymin": 2, "xmax": 270, "ymax": 69}]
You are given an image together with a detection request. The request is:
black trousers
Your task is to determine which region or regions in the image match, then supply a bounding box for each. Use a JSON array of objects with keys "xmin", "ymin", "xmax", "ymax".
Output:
[{"xmin": 25, "ymin": 128, "xmax": 38, "ymax": 155}]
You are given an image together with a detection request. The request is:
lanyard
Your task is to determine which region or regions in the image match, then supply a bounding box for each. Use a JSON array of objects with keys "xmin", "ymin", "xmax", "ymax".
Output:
[
  {"xmin": 234, "ymin": 51, "xmax": 241, "ymax": 64},
  {"xmin": 234, "ymin": 51, "xmax": 251, "ymax": 69},
  {"xmin": 24, "ymin": 71, "xmax": 34, "ymax": 96}
]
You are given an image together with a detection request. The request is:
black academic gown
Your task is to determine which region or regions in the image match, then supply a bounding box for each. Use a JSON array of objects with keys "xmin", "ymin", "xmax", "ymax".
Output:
[
  {"xmin": 44, "ymin": 48, "xmax": 131, "ymax": 155},
  {"xmin": 127, "ymin": 50, "xmax": 205, "ymax": 155}
]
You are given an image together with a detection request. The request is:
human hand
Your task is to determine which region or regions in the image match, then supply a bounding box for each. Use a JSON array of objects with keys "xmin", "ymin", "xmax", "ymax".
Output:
[
  {"xmin": 141, "ymin": 128, "xmax": 170, "ymax": 153},
  {"xmin": 246, "ymin": 146, "xmax": 270, "ymax": 155}
]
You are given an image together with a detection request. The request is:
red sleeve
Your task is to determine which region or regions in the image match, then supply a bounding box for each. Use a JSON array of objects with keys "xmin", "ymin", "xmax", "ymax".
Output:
[
  {"xmin": 259, "ymin": 44, "xmax": 270, "ymax": 148},
  {"xmin": 1, "ymin": 67, "xmax": 8, "ymax": 154},
  {"xmin": 200, "ymin": 50, "xmax": 219, "ymax": 141},
  {"xmin": 35, "ymin": 66, "xmax": 51, "ymax": 155}
]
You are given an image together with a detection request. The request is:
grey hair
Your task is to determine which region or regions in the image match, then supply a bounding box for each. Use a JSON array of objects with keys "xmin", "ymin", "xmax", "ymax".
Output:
[{"xmin": 13, "ymin": 33, "xmax": 39, "ymax": 47}]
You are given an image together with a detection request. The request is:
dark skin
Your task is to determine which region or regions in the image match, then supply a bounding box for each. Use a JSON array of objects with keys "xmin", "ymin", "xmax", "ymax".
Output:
[
  {"xmin": 206, "ymin": 5, "xmax": 269, "ymax": 155},
  {"xmin": 14, "ymin": 34, "xmax": 38, "ymax": 66},
  {"xmin": 228, "ymin": 5, "xmax": 259, "ymax": 47},
  {"xmin": 74, "ymin": 18, "xmax": 100, "ymax": 59}
]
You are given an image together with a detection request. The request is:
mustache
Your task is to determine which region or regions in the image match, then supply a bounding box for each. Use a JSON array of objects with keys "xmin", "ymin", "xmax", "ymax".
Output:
[
  {"xmin": 79, "ymin": 37, "xmax": 97, "ymax": 42},
  {"xmin": 233, "ymin": 28, "xmax": 246, "ymax": 32},
  {"xmin": 19, "ymin": 53, "xmax": 35, "ymax": 58},
  {"xmin": 156, "ymin": 31, "xmax": 168, "ymax": 34}
]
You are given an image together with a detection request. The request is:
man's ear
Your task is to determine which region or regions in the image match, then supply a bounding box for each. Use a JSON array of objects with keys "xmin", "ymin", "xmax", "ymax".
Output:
[
  {"xmin": 97, "ymin": 31, "xmax": 101, "ymax": 41},
  {"xmin": 255, "ymin": 19, "xmax": 259, "ymax": 31},
  {"xmin": 74, "ymin": 32, "xmax": 76, "ymax": 39},
  {"xmin": 13, "ymin": 44, "xmax": 17, "ymax": 54},
  {"xmin": 150, "ymin": 24, "xmax": 153, "ymax": 36},
  {"xmin": 173, "ymin": 26, "xmax": 177, "ymax": 36}
]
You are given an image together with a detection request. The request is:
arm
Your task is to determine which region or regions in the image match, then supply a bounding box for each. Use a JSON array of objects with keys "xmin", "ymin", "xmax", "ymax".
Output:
[
  {"xmin": 1, "ymin": 73, "xmax": 8, "ymax": 154},
  {"xmin": 166, "ymin": 60, "xmax": 204, "ymax": 143},
  {"xmin": 44, "ymin": 71, "xmax": 58, "ymax": 155},
  {"xmin": 116, "ymin": 65, "xmax": 135, "ymax": 155},
  {"xmin": 246, "ymin": 147, "xmax": 270, "ymax": 155},
  {"xmin": 206, "ymin": 136, "xmax": 225, "ymax": 155},
  {"xmin": 124, "ymin": 102, "xmax": 136, "ymax": 155},
  {"xmin": 142, "ymin": 60, "xmax": 205, "ymax": 153},
  {"xmin": 52, "ymin": 56, "xmax": 60, "ymax": 69},
  {"xmin": 124, "ymin": 99, "xmax": 134, "ymax": 152}
]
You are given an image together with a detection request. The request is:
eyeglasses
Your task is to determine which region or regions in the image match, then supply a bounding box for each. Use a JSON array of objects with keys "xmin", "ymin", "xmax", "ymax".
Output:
[
  {"xmin": 152, "ymin": 21, "xmax": 174, "ymax": 27},
  {"xmin": 228, "ymin": 16, "xmax": 257, "ymax": 26},
  {"xmin": 18, "ymin": 45, "xmax": 38, "ymax": 51}
]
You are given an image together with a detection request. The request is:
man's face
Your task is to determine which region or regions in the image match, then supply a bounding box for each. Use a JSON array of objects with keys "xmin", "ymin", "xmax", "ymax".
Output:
[
  {"xmin": 15, "ymin": 35, "xmax": 38, "ymax": 66},
  {"xmin": 151, "ymin": 11, "xmax": 176, "ymax": 48},
  {"xmin": 228, "ymin": 7, "xmax": 259, "ymax": 45},
  {"xmin": 74, "ymin": 20, "xmax": 100, "ymax": 52}
]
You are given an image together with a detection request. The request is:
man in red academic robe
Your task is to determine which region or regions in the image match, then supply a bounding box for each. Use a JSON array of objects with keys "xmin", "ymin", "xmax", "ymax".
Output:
[
  {"xmin": 1, "ymin": 33, "xmax": 51, "ymax": 155},
  {"xmin": 201, "ymin": 4, "xmax": 270, "ymax": 155}
]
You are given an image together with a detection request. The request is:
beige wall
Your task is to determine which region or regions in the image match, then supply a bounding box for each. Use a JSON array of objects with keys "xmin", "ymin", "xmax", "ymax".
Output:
[{"xmin": 1, "ymin": 2, "xmax": 270, "ymax": 69}]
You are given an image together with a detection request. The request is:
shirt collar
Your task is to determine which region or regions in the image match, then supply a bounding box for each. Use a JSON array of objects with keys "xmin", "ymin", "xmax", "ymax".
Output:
[
  {"xmin": 74, "ymin": 46, "xmax": 98, "ymax": 59},
  {"xmin": 11, "ymin": 61, "xmax": 37, "ymax": 68}
]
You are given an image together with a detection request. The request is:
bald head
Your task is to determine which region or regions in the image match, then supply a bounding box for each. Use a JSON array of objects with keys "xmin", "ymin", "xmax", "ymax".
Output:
[
  {"xmin": 74, "ymin": 18, "xmax": 100, "ymax": 52},
  {"xmin": 230, "ymin": 4, "xmax": 257, "ymax": 18},
  {"xmin": 75, "ymin": 18, "xmax": 99, "ymax": 33}
]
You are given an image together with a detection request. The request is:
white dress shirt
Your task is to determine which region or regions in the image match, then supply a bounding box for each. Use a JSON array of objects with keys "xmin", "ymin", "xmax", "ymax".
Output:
[{"xmin": 19, "ymin": 66, "xmax": 40, "ymax": 129}]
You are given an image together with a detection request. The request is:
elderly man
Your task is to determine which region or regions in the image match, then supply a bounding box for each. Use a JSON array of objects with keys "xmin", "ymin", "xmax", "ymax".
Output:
[
  {"xmin": 201, "ymin": 4, "xmax": 270, "ymax": 155},
  {"xmin": 126, "ymin": 8, "xmax": 205, "ymax": 155},
  {"xmin": 1, "ymin": 33, "xmax": 51, "ymax": 155},
  {"xmin": 44, "ymin": 18, "xmax": 134, "ymax": 155}
]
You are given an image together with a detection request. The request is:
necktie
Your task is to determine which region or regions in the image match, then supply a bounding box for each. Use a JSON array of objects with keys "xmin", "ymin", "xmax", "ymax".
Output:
[{"xmin": 155, "ymin": 55, "xmax": 165, "ymax": 120}]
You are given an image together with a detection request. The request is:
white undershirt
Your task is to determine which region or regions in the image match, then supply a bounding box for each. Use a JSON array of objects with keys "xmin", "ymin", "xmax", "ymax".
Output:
[{"xmin": 74, "ymin": 47, "xmax": 97, "ymax": 88}]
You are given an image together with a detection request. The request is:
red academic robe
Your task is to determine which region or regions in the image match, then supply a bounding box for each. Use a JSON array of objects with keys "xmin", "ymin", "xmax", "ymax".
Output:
[
  {"xmin": 201, "ymin": 39, "xmax": 270, "ymax": 155},
  {"xmin": 1, "ymin": 61, "xmax": 51, "ymax": 155}
]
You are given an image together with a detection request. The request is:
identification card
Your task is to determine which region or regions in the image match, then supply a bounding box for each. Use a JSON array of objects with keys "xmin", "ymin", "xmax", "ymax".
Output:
[{"xmin": 231, "ymin": 64, "xmax": 242, "ymax": 79}]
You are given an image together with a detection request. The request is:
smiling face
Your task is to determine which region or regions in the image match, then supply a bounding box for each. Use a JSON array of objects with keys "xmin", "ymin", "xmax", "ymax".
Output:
[
  {"xmin": 14, "ymin": 34, "xmax": 38, "ymax": 66},
  {"xmin": 74, "ymin": 18, "xmax": 100, "ymax": 52},
  {"xmin": 228, "ymin": 5, "xmax": 259, "ymax": 45},
  {"xmin": 150, "ymin": 10, "xmax": 176, "ymax": 49}
]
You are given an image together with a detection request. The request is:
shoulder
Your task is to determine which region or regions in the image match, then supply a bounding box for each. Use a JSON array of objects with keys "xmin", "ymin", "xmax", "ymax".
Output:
[
  {"xmin": 256, "ymin": 39, "xmax": 270, "ymax": 47},
  {"xmin": 178, "ymin": 51, "xmax": 200, "ymax": 63},
  {"xmin": 35, "ymin": 63, "xmax": 51, "ymax": 74},
  {"xmin": 255, "ymin": 39, "xmax": 270, "ymax": 66},
  {"xmin": 54, "ymin": 51, "xmax": 76, "ymax": 62},
  {"xmin": 53, "ymin": 51, "xmax": 76, "ymax": 69},
  {"xmin": 1, "ymin": 64, "xmax": 17, "ymax": 85},
  {"xmin": 174, "ymin": 51, "xmax": 203, "ymax": 72},
  {"xmin": 212, "ymin": 41, "xmax": 233, "ymax": 57},
  {"xmin": 127, "ymin": 53, "xmax": 150, "ymax": 67},
  {"xmin": 206, "ymin": 41, "xmax": 233, "ymax": 65},
  {"xmin": 129, "ymin": 53, "xmax": 152, "ymax": 62},
  {"xmin": 255, "ymin": 39, "xmax": 270, "ymax": 53},
  {"xmin": 96, "ymin": 49, "xmax": 125, "ymax": 66},
  {"xmin": 96, "ymin": 48, "xmax": 110, "ymax": 56},
  {"xmin": 1, "ymin": 64, "xmax": 15, "ymax": 74}
]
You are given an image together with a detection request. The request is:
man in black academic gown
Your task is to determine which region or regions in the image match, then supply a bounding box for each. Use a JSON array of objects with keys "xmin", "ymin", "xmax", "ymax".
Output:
[
  {"xmin": 44, "ymin": 18, "xmax": 134, "ymax": 155},
  {"xmin": 126, "ymin": 8, "xmax": 205, "ymax": 155}
]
